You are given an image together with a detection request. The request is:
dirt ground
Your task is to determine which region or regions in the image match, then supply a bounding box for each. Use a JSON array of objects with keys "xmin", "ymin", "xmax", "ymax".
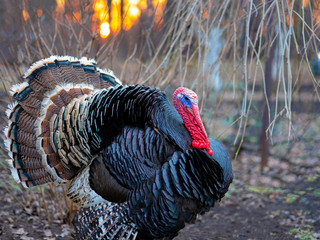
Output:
[{"xmin": 177, "ymin": 168, "xmax": 320, "ymax": 240}]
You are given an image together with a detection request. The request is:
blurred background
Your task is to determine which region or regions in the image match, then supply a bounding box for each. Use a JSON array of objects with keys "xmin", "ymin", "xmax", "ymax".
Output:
[{"xmin": 0, "ymin": 0, "xmax": 319, "ymax": 239}]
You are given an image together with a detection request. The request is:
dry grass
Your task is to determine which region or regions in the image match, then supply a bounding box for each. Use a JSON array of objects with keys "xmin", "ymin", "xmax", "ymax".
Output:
[{"xmin": 2, "ymin": 0, "xmax": 319, "ymax": 138}]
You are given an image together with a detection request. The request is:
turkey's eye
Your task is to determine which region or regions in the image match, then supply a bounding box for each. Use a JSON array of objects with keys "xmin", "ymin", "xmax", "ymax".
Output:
[{"xmin": 184, "ymin": 96, "xmax": 190, "ymax": 102}]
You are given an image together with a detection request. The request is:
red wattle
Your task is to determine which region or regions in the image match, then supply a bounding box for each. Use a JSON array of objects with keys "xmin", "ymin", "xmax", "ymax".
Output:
[
  {"xmin": 192, "ymin": 139, "xmax": 213, "ymax": 156},
  {"xmin": 192, "ymin": 140, "xmax": 207, "ymax": 149},
  {"xmin": 206, "ymin": 147, "xmax": 213, "ymax": 156}
]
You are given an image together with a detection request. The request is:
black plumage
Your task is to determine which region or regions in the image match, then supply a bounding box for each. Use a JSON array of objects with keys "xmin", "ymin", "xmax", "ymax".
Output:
[
  {"xmin": 85, "ymin": 85, "xmax": 193, "ymax": 154},
  {"xmin": 4, "ymin": 56, "xmax": 233, "ymax": 240},
  {"xmin": 86, "ymin": 124, "xmax": 230, "ymax": 239}
]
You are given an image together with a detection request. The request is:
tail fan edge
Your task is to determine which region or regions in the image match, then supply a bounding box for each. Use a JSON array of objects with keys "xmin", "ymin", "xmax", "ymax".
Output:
[{"xmin": 4, "ymin": 55, "xmax": 122, "ymax": 188}]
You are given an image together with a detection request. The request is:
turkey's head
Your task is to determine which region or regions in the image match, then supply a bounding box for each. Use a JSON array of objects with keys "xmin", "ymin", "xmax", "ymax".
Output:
[{"xmin": 173, "ymin": 87, "xmax": 213, "ymax": 156}]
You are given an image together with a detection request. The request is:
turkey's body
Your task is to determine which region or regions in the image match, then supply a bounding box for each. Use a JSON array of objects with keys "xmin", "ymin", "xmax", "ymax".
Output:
[{"xmin": 4, "ymin": 56, "xmax": 233, "ymax": 240}]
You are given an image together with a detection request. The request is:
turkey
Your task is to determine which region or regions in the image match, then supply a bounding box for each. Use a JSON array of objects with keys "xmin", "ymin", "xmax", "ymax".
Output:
[{"xmin": 4, "ymin": 56, "xmax": 233, "ymax": 239}]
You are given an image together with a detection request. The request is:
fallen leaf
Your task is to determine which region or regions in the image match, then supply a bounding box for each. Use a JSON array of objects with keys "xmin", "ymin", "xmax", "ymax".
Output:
[
  {"xmin": 44, "ymin": 229, "xmax": 53, "ymax": 237},
  {"xmin": 20, "ymin": 236, "xmax": 33, "ymax": 240},
  {"xmin": 14, "ymin": 228, "xmax": 27, "ymax": 235}
]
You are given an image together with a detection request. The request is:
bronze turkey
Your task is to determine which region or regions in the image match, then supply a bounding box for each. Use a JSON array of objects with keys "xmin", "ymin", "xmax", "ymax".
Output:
[{"xmin": 4, "ymin": 56, "xmax": 233, "ymax": 239}]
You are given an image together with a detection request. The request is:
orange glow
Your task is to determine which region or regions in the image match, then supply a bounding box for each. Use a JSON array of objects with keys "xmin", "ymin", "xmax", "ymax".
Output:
[
  {"xmin": 55, "ymin": 0, "xmax": 65, "ymax": 13},
  {"xmin": 73, "ymin": 11, "xmax": 81, "ymax": 22},
  {"xmin": 108, "ymin": 0, "xmax": 143, "ymax": 33},
  {"xmin": 92, "ymin": 0, "xmax": 110, "ymax": 37},
  {"xmin": 286, "ymin": 14, "xmax": 294, "ymax": 26},
  {"xmin": 52, "ymin": 0, "xmax": 167, "ymax": 38},
  {"xmin": 129, "ymin": 0, "xmax": 139, "ymax": 4},
  {"xmin": 152, "ymin": 0, "xmax": 167, "ymax": 24},
  {"xmin": 22, "ymin": 9, "xmax": 29, "ymax": 21},
  {"xmin": 93, "ymin": 0, "xmax": 109, "ymax": 22},
  {"xmin": 303, "ymin": 0, "xmax": 309, "ymax": 7},
  {"xmin": 110, "ymin": 1, "xmax": 121, "ymax": 33},
  {"xmin": 202, "ymin": 7, "xmax": 208, "ymax": 19},
  {"xmin": 123, "ymin": 1, "xmax": 141, "ymax": 30},
  {"xmin": 313, "ymin": 1, "xmax": 320, "ymax": 27},
  {"xmin": 138, "ymin": 0, "xmax": 147, "ymax": 10},
  {"xmin": 100, "ymin": 22, "xmax": 111, "ymax": 38},
  {"xmin": 37, "ymin": 9, "xmax": 43, "ymax": 18},
  {"xmin": 285, "ymin": 0, "xmax": 294, "ymax": 26},
  {"xmin": 128, "ymin": 5, "xmax": 140, "ymax": 17}
]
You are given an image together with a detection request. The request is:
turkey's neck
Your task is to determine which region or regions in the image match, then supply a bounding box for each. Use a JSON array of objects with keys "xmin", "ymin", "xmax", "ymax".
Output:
[{"xmin": 85, "ymin": 85, "xmax": 164, "ymax": 153}]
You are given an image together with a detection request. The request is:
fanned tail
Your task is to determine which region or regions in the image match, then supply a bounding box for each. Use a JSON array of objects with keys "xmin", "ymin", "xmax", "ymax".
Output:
[
  {"xmin": 4, "ymin": 56, "xmax": 121, "ymax": 187},
  {"xmin": 73, "ymin": 202, "xmax": 138, "ymax": 240}
]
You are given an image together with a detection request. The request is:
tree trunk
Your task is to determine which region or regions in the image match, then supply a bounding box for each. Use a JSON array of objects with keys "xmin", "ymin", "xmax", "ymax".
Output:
[{"xmin": 260, "ymin": 2, "xmax": 275, "ymax": 171}]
